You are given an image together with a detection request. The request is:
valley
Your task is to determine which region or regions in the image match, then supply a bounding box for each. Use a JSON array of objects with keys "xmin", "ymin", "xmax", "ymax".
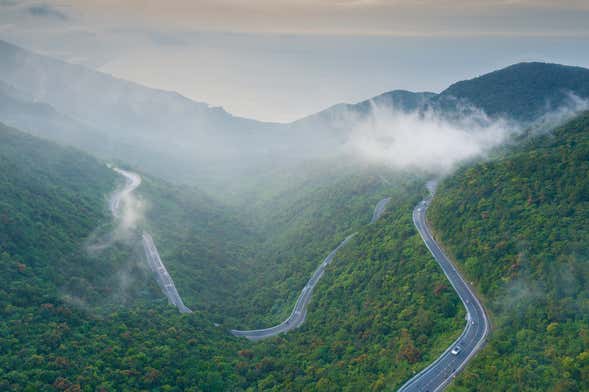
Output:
[{"xmin": 0, "ymin": 35, "xmax": 588, "ymax": 391}]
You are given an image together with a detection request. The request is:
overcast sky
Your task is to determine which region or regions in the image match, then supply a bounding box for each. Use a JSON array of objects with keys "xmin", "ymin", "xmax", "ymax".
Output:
[{"xmin": 2, "ymin": 0, "xmax": 589, "ymax": 122}]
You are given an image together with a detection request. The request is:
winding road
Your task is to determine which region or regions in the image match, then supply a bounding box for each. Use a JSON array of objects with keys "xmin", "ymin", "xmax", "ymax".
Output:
[
  {"xmin": 371, "ymin": 197, "xmax": 391, "ymax": 224},
  {"xmin": 109, "ymin": 170, "xmax": 487, "ymax": 387},
  {"xmin": 111, "ymin": 167, "xmax": 191, "ymax": 313},
  {"xmin": 398, "ymin": 193, "xmax": 489, "ymax": 392},
  {"xmin": 231, "ymin": 197, "xmax": 390, "ymax": 340},
  {"xmin": 142, "ymin": 232, "xmax": 192, "ymax": 313},
  {"xmin": 110, "ymin": 167, "xmax": 141, "ymax": 218}
]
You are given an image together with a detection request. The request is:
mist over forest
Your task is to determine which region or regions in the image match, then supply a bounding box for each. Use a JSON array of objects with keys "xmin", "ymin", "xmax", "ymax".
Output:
[{"xmin": 1, "ymin": 11, "xmax": 589, "ymax": 390}]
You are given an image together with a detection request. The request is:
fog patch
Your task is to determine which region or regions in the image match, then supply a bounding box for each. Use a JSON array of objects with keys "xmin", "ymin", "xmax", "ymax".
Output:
[
  {"xmin": 74, "ymin": 167, "xmax": 152, "ymax": 308},
  {"xmin": 343, "ymin": 101, "xmax": 515, "ymax": 174},
  {"xmin": 530, "ymin": 93, "xmax": 589, "ymax": 134},
  {"xmin": 86, "ymin": 167, "xmax": 147, "ymax": 253},
  {"xmin": 497, "ymin": 277, "xmax": 543, "ymax": 312},
  {"xmin": 111, "ymin": 168, "xmax": 144, "ymax": 231},
  {"xmin": 86, "ymin": 167, "xmax": 146, "ymax": 254}
]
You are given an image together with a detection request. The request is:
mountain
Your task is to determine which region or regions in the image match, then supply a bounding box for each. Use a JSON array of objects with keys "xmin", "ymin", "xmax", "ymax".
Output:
[
  {"xmin": 353, "ymin": 89, "xmax": 436, "ymax": 113},
  {"xmin": 298, "ymin": 62, "xmax": 589, "ymax": 133},
  {"xmin": 0, "ymin": 121, "xmax": 119, "ymax": 304},
  {"xmin": 0, "ymin": 40, "xmax": 283, "ymax": 186},
  {"xmin": 3, "ymin": 39, "xmax": 589, "ymax": 195},
  {"xmin": 0, "ymin": 123, "xmax": 251, "ymax": 391},
  {"xmin": 3, "ymin": 38, "xmax": 589, "ymax": 390},
  {"xmin": 428, "ymin": 111, "xmax": 589, "ymax": 391},
  {"xmin": 294, "ymin": 89, "xmax": 435, "ymax": 125},
  {"xmin": 289, "ymin": 63, "xmax": 589, "ymax": 150},
  {"xmin": 0, "ymin": 40, "xmax": 443, "ymax": 204},
  {"xmin": 0, "ymin": 120, "xmax": 464, "ymax": 391},
  {"xmin": 0, "ymin": 80, "xmax": 113, "ymax": 154},
  {"xmin": 287, "ymin": 90, "xmax": 436, "ymax": 144},
  {"xmin": 433, "ymin": 62, "xmax": 589, "ymax": 122},
  {"xmin": 0, "ymin": 41, "xmax": 263, "ymax": 139}
]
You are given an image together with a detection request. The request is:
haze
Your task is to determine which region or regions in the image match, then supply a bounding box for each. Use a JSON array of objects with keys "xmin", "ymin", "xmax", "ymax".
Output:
[{"xmin": 2, "ymin": 0, "xmax": 589, "ymax": 121}]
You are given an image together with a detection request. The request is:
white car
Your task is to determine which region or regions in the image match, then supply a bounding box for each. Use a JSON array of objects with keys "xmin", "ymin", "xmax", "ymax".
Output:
[{"xmin": 451, "ymin": 346, "xmax": 462, "ymax": 355}]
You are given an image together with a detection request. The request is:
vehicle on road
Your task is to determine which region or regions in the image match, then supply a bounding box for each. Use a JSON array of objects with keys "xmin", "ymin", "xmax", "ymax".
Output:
[{"xmin": 399, "ymin": 192, "xmax": 489, "ymax": 392}]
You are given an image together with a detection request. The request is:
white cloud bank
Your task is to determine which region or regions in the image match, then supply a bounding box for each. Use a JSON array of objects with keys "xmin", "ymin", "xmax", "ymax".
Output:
[{"xmin": 344, "ymin": 102, "xmax": 514, "ymax": 173}]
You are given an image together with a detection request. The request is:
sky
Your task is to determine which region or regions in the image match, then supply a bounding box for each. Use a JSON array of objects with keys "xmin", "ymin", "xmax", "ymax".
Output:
[{"xmin": 1, "ymin": 0, "xmax": 589, "ymax": 122}]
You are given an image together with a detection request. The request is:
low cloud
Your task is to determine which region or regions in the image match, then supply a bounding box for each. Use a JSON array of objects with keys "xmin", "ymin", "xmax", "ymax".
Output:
[
  {"xmin": 342, "ymin": 93, "xmax": 589, "ymax": 174},
  {"xmin": 344, "ymin": 101, "xmax": 514, "ymax": 174},
  {"xmin": 530, "ymin": 92, "xmax": 589, "ymax": 134},
  {"xmin": 86, "ymin": 168, "xmax": 146, "ymax": 252},
  {"xmin": 109, "ymin": 168, "xmax": 147, "ymax": 243}
]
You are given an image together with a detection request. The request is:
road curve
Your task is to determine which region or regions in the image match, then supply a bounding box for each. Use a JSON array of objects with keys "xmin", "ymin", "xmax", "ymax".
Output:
[
  {"xmin": 398, "ymin": 194, "xmax": 489, "ymax": 392},
  {"xmin": 231, "ymin": 233, "xmax": 356, "ymax": 340},
  {"xmin": 111, "ymin": 167, "xmax": 191, "ymax": 313},
  {"xmin": 142, "ymin": 232, "xmax": 192, "ymax": 313},
  {"xmin": 110, "ymin": 167, "xmax": 141, "ymax": 218},
  {"xmin": 231, "ymin": 197, "xmax": 390, "ymax": 340},
  {"xmin": 371, "ymin": 197, "xmax": 391, "ymax": 224}
]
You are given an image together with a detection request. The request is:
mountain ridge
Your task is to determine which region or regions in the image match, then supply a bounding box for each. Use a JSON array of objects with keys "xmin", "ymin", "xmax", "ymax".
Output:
[{"xmin": 434, "ymin": 61, "xmax": 589, "ymax": 121}]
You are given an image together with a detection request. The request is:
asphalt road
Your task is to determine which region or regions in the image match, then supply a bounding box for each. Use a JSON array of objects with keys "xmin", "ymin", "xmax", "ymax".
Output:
[
  {"xmin": 371, "ymin": 197, "xmax": 391, "ymax": 224},
  {"xmin": 231, "ymin": 197, "xmax": 391, "ymax": 340},
  {"xmin": 111, "ymin": 167, "xmax": 191, "ymax": 313},
  {"xmin": 110, "ymin": 167, "xmax": 141, "ymax": 218},
  {"xmin": 397, "ymin": 195, "xmax": 489, "ymax": 392},
  {"xmin": 231, "ymin": 233, "xmax": 357, "ymax": 340},
  {"xmin": 142, "ymin": 232, "xmax": 192, "ymax": 313}
]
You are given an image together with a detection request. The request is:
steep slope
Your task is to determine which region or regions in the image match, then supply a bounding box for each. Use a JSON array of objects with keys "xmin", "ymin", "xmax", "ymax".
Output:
[
  {"xmin": 0, "ymin": 40, "xmax": 281, "ymax": 186},
  {"xmin": 0, "ymin": 122, "xmax": 257, "ymax": 390},
  {"xmin": 138, "ymin": 158, "xmax": 412, "ymax": 327},
  {"xmin": 301, "ymin": 62, "xmax": 589, "ymax": 133},
  {"xmin": 428, "ymin": 112, "xmax": 589, "ymax": 391},
  {"xmin": 229, "ymin": 163, "xmax": 400, "ymax": 326},
  {"xmin": 228, "ymin": 182, "xmax": 465, "ymax": 390},
  {"xmin": 0, "ymin": 81, "xmax": 112, "ymax": 154},
  {"xmin": 0, "ymin": 120, "xmax": 468, "ymax": 391},
  {"xmin": 0, "ymin": 121, "xmax": 120, "ymax": 302},
  {"xmin": 0, "ymin": 40, "xmax": 262, "ymax": 138},
  {"xmin": 4, "ymin": 38, "xmax": 589, "ymax": 197},
  {"xmin": 136, "ymin": 173, "xmax": 260, "ymax": 318},
  {"xmin": 286, "ymin": 90, "xmax": 435, "ymax": 146},
  {"xmin": 434, "ymin": 62, "xmax": 589, "ymax": 122},
  {"xmin": 293, "ymin": 90, "xmax": 435, "ymax": 127}
]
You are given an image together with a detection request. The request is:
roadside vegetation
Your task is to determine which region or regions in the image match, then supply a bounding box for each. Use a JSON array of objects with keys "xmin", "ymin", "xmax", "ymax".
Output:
[
  {"xmin": 429, "ymin": 112, "xmax": 589, "ymax": 391},
  {"xmin": 2, "ymin": 110, "xmax": 588, "ymax": 391},
  {"xmin": 0, "ymin": 122, "xmax": 466, "ymax": 390}
]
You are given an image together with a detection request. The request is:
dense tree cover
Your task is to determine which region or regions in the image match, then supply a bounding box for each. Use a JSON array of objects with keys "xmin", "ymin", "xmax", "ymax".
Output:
[
  {"xmin": 1, "ymin": 298, "xmax": 244, "ymax": 391},
  {"xmin": 435, "ymin": 62, "xmax": 589, "ymax": 121},
  {"xmin": 136, "ymin": 173, "xmax": 259, "ymax": 318},
  {"xmin": 235, "ymin": 184, "xmax": 464, "ymax": 390},
  {"xmin": 233, "ymin": 163, "xmax": 406, "ymax": 326},
  {"xmin": 429, "ymin": 112, "xmax": 589, "ymax": 391},
  {"xmin": 0, "ymin": 124, "xmax": 250, "ymax": 391},
  {"xmin": 0, "ymin": 122, "xmax": 467, "ymax": 390},
  {"xmin": 7, "ymin": 105, "xmax": 589, "ymax": 391},
  {"xmin": 138, "ymin": 158, "xmax": 407, "ymax": 327},
  {"xmin": 0, "ymin": 122, "xmax": 122, "ymax": 302}
]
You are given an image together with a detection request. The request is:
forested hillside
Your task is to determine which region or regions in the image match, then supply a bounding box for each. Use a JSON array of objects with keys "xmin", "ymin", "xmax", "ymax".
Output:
[
  {"xmin": 233, "ymin": 182, "xmax": 465, "ymax": 390},
  {"xmin": 3, "ymin": 51, "xmax": 589, "ymax": 390},
  {"xmin": 0, "ymin": 121, "xmax": 466, "ymax": 390},
  {"xmin": 429, "ymin": 112, "xmax": 589, "ymax": 391},
  {"xmin": 435, "ymin": 62, "xmax": 589, "ymax": 122},
  {"xmin": 136, "ymin": 157, "xmax": 406, "ymax": 327},
  {"xmin": 0, "ymin": 122, "xmax": 117, "ymax": 302}
]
